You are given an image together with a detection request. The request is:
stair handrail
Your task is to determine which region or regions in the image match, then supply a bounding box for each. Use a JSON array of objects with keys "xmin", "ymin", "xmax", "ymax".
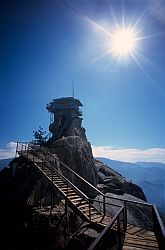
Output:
[
  {"xmin": 22, "ymin": 142, "xmax": 105, "ymax": 197},
  {"xmin": 17, "ymin": 143, "xmax": 98, "ymax": 221},
  {"xmin": 152, "ymin": 205, "xmax": 165, "ymax": 249},
  {"xmin": 16, "ymin": 142, "xmax": 122, "ymax": 222},
  {"xmin": 88, "ymin": 206, "xmax": 125, "ymax": 250},
  {"xmin": 17, "ymin": 143, "xmax": 90, "ymax": 201}
]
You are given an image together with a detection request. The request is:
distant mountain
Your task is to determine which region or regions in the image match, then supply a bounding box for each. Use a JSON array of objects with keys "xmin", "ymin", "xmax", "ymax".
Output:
[
  {"xmin": 0, "ymin": 158, "xmax": 13, "ymax": 171},
  {"xmin": 97, "ymin": 157, "xmax": 165, "ymax": 214},
  {"xmin": 137, "ymin": 161, "xmax": 165, "ymax": 170}
]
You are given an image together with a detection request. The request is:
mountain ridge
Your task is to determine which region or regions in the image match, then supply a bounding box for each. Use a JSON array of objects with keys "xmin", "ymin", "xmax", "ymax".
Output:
[
  {"xmin": 0, "ymin": 158, "xmax": 13, "ymax": 171},
  {"xmin": 96, "ymin": 157, "xmax": 165, "ymax": 214}
]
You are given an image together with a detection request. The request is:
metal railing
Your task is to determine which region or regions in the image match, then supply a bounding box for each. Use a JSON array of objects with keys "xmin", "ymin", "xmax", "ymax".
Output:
[
  {"xmin": 16, "ymin": 142, "xmax": 165, "ymax": 249},
  {"xmin": 100, "ymin": 194, "xmax": 165, "ymax": 249},
  {"xmin": 16, "ymin": 142, "xmax": 121, "ymax": 222},
  {"xmin": 152, "ymin": 205, "xmax": 165, "ymax": 250},
  {"xmin": 88, "ymin": 206, "xmax": 125, "ymax": 250}
]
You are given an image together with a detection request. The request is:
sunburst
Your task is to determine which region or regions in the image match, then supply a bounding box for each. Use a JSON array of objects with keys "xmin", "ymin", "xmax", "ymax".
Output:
[{"xmin": 110, "ymin": 27, "xmax": 137, "ymax": 58}]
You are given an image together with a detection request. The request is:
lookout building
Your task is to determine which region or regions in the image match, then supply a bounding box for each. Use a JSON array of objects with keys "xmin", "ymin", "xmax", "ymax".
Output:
[{"xmin": 46, "ymin": 97, "xmax": 84, "ymax": 141}]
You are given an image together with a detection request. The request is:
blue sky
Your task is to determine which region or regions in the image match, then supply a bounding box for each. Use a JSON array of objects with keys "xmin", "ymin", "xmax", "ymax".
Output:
[{"xmin": 1, "ymin": 0, "xmax": 165, "ymax": 162}]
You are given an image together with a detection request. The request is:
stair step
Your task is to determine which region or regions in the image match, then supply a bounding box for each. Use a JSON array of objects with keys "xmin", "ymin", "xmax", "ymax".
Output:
[
  {"xmin": 58, "ymin": 184, "xmax": 68, "ymax": 188},
  {"xmin": 54, "ymin": 184, "xmax": 67, "ymax": 189},
  {"xmin": 45, "ymin": 173, "xmax": 56, "ymax": 177},
  {"xmin": 73, "ymin": 199, "xmax": 85, "ymax": 205},
  {"xmin": 91, "ymin": 215, "xmax": 105, "ymax": 222},
  {"xmin": 44, "ymin": 169, "xmax": 54, "ymax": 172},
  {"xmin": 67, "ymin": 194, "xmax": 81, "ymax": 199},
  {"xmin": 54, "ymin": 181, "xmax": 65, "ymax": 184},
  {"xmin": 52, "ymin": 178, "xmax": 62, "ymax": 181},
  {"xmin": 84, "ymin": 210, "xmax": 99, "ymax": 216},
  {"xmin": 78, "ymin": 203, "xmax": 89, "ymax": 208},
  {"xmin": 65, "ymin": 191, "xmax": 77, "ymax": 195},
  {"xmin": 47, "ymin": 175, "xmax": 58, "ymax": 178},
  {"xmin": 79, "ymin": 206, "xmax": 93, "ymax": 212},
  {"xmin": 71, "ymin": 197, "xmax": 83, "ymax": 202},
  {"xmin": 61, "ymin": 188, "xmax": 73, "ymax": 193}
]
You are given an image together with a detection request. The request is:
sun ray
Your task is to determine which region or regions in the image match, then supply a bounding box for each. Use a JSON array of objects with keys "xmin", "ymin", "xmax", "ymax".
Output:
[
  {"xmin": 83, "ymin": 49, "xmax": 113, "ymax": 67},
  {"xmin": 122, "ymin": 0, "xmax": 125, "ymax": 29},
  {"xmin": 135, "ymin": 32, "xmax": 163, "ymax": 41},
  {"xmin": 130, "ymin": 52, "xmax": 165, "ymax": 97},
  {"xmin": 130, "ymin": 7, "xmax": 148, "ymax": 30},
  {"xmin": 85, "ymin": 17, "xmax": 114, "ymax": 38}
]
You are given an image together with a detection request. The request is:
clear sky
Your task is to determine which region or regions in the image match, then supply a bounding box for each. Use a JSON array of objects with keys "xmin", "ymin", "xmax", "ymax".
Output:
[{"xmin": 1, "ymin": 0, "xmax": 165, "ymax": 162}]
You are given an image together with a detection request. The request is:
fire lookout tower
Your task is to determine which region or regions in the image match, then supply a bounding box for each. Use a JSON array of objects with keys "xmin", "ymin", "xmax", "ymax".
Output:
[{"xmin": 46, "ymin": 97, "xmax": 83, "ymax": 142}]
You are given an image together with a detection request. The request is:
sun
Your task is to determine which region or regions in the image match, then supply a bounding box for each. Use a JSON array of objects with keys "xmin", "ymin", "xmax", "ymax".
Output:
[{"xmin": 111, "ymin": 27, "xmax": 137, "ymax": 57}]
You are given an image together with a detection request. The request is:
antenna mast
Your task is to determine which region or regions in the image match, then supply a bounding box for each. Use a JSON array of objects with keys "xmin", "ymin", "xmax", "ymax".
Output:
[{"xmin": 72, "ymin": 81, "xmax": 75, "ymax": 98}]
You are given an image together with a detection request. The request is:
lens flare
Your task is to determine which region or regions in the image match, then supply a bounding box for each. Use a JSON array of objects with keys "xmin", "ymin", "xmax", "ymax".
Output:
[{"xmin": 111, "ymin": 28, "xmax": 137, "ymax": 57}]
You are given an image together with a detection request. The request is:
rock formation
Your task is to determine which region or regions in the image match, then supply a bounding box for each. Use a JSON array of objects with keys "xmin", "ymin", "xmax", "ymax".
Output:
[
  {"xmin": 47, "ymin": 97, "xmax": 98, "ymax": 193},
  {"xmin": 95, "ymin": 159, "xmax": 147, "ymax": 201},
  {"xmin": 0, "ymin": 96, "xmax": 158, "ymax": 250}
]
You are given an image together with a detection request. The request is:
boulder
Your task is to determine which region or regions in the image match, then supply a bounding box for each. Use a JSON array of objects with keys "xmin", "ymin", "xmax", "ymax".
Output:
[{"xmin": 95, "ymin": 159, "xmax": 147, "ymax": 202}]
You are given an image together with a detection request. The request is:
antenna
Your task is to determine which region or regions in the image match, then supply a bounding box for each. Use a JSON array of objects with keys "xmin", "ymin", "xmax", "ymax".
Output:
[{"xmin": 72, "ymin": 81, "xmax": 75, "ymax": 98}]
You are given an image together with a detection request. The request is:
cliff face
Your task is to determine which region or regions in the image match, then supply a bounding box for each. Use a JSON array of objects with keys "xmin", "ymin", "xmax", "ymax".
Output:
[{"xmin": 0, "ymin": 158, "xmax": 80, "ymax": 250}]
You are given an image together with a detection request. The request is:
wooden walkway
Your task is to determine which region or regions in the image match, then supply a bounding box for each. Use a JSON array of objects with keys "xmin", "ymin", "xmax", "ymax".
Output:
[{"xmin": 123, "ymin": 224, "xmax": 159, "ymax": 249}]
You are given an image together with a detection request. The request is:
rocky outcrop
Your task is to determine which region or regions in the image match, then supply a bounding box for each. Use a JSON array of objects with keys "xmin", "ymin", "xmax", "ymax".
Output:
[
  {"xmin": 46, "ymin": 97, "xmax": 98, "ymax": 193},
  {"xmin": 49, "ymin": 136, "xmax": 98, "ymax": 196},
  {"xmin": 95, "ymin": 159, "xmax": 147, "ymax": 201}
]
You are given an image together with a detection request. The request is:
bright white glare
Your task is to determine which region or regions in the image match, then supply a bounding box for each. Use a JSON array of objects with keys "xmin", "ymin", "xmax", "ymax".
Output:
[
  {"xmin": 111, "ymin": 28, "xmax": 137, "ymax": 57},
  {"xmin": 84, "ymin": 12, "xmax": 158, "ymax": 68}
]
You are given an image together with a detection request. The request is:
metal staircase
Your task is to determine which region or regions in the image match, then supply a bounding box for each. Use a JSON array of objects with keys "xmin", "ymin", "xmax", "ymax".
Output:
[
  {"xmin": 16, "ymin": 142, "xmax": 165, "ymax": 250},
  {"xmin": 16, "ymin": 143, "xmax": 115, "ymax": 228}
]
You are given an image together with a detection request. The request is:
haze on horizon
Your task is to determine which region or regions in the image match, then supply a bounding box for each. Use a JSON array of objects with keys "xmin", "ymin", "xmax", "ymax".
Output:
[{"xmin": 1, "ymin": 0, "xmax": 165, "ymax": 163}]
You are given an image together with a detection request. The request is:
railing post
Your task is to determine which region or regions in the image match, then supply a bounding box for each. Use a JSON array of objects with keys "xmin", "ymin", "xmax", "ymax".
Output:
[
  {"xmin": 89, "ymin": 201, "xmax": 91, "ymax": 221},
  {"xmin": 15, "ymin": 142, "xmax": 18, "ymax": 158},
  {"xmin": 42, "ymin": 158, "xmax": 43, "ymax": 171},
  {"xmin": 152, "ymin": 205, "xmax": 155, "ymax": 233},
  {"xmin": 67, "ymin": 181, "xmax": 69, "ymax": 196},
  {"xmin": 117, "ymin": 216, "xmax": 122, "ymax": 250},
  {"xmin": 54, "ymin": 158, "xmax": 56, "ymax": 170},
  {"xmin": 124, "ymin": 200, "xmax": 127, "ymax": 232},
  {"xmin": 51, "ymin": 169, "xmax": 54, "ymax": 208},
  {"xmin": 65, "ymin": 197, "xmax": 68, "ymax": 242},
  {"xmin": 25, "ymin": 145, "xmax": 27, "ymax": 156},
  {"xmin": 40, "ymin": 175, "xmax": 43, "ymax": 209},
  {"xmin": 103, "ymin": 194, "xmax": 106, "ymax": 216}
]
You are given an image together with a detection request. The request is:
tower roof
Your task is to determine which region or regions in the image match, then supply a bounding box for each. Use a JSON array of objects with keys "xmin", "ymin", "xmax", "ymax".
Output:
[
  {"xmin": 46, "ymin": 97, "xmax": 83, "ymax": 113},
  {"xmin": 52, "ymin": 97, "xmax": 83, "ymax": 106}
]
